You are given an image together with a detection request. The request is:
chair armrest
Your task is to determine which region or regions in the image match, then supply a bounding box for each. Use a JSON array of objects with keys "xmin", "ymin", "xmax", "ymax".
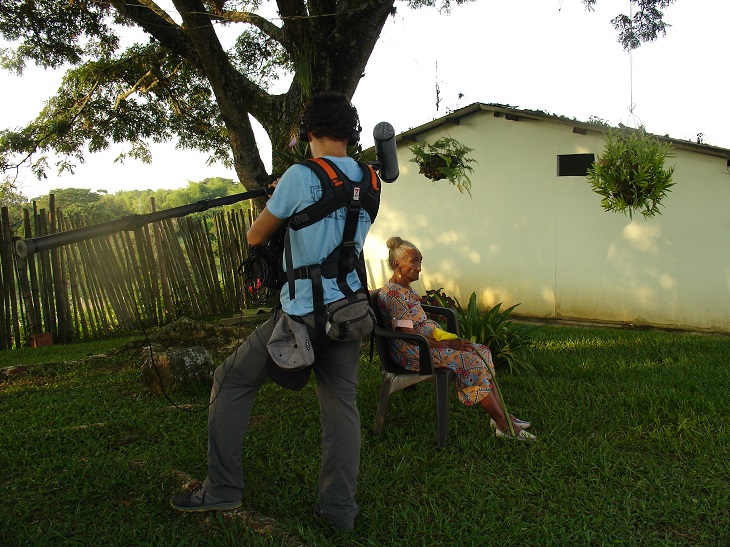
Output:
[
  {"xmin": 421, "ymin": 304, "xmax": 459, "ymax": 335},
  {"xmin": 373, "ymin": 325, "xmax": 434, "ymax": 375}
]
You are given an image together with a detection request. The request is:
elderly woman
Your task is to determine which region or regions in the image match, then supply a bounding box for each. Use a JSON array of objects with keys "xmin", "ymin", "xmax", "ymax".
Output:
[{"xmin": 377, "ymin": 236, "xmax": 536, "ymax": 441}]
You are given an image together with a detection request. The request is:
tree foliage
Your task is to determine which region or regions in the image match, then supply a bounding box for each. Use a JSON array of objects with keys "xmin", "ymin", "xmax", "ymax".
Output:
[
  {"xmin": 583, "ymin": 0, "xmax": 676, "ymax": 51},
  {"xmin": 0, "ymin": 0, "xmax": 676, "ymax": 198},
  {"xmin": 1, "ymin": 177, "xmax": 28, "ymax": 230},
  {"xmin": 0, "ymin": 177, "xmax": 240, "ymax": 235}
]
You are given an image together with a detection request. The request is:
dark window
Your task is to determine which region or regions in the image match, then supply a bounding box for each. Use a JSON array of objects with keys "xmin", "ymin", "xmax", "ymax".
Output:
[{"xmin": 557, "ymin": 153, "xmax": 595, "ymax": 177}]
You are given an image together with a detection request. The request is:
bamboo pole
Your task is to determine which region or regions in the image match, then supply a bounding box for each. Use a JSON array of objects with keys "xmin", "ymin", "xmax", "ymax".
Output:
[
  {"xmin": 15, "ymin": 237, "xmax": 40, "ymax": 339},
  {"xmin": 58, "ymin": 212, "xmax": 88, "ymax": 340},
  {"xmin": 149, "ymin": 197, "xmax": 173, "ymax": 322},
  {"xmin": 89, "ymin": 234, "xmax": 131, "ymax": 330},
  {"xmin": 37, "ymin": 209, "xmax": 57, "ymax": 339},
  {"xmin": 161, "ymin": 218, "xmax": 198, "ymax": 317},
  {"xmin": 0, "ymin": 209, "xmax": 9, "ymax": 348},
  {"xmin": 157, "ymin": 218, "xmax": 183, "ymax": 316},
  {"xmin": 56, "ymin": 210, "xmax": 75, "ymax": 342},
  {"xmin": 185, "ymin": 218, "xmax": 211, "ymax": 313},
  {"xmin": 140, "ymin": 224, "xmax": 160, "ymax": 326},
  {"xmin": 137, "ymin": 228, "xmax": 155, "ymax": 324},
  {"xmin": 22, "ymin": 209, "xmax": 42, "ymax": 334},
  {"xmin": 117, "ymin": 230, "xmax": 144, "ymax": 329},
  {"xmin": 49, "ymin": 196, "xmax": 72, "ymax": 343},
  {"xmin": 177, "ymin": 218, "xmax": 208, "ymax": 314},
  {"xmin": 214, "ymin": 213, "xmax": 234, "ymax": 308},
  {"xmin": 177, "ymin": 218, "xmax": 205, "ymax": 316},
  {"xmin": 200, "ymin": 217, "xmax": 225, "ymax": 313},
  {"xmin": 67, "ymin": 238, "xmax": 97, "ymax": 339},
  {"xmin": 107, "ymin": 231, "xmax": 138, "ymax": 330},
  {"xmin": 186, "ymin": 217, "xmax": 218, "ymax": 315},
  {"xmin": 70, "ymin": 215, "xmax": 111, "ymax": 335}
]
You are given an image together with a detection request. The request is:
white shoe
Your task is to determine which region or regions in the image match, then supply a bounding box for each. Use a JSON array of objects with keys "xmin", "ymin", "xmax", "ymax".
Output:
[
  {"xmin": 490, "ymin": 417, "xmax": 531, "ymax": 430},
  {"xmin": 495, "ymin": 427, "xmax": 537, "ymax": 441}
]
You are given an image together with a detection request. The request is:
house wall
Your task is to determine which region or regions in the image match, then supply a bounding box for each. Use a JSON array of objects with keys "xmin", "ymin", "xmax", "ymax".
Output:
[{"xmin": 364, "ymin": 110, "xmax": 730, "ymax": 332}]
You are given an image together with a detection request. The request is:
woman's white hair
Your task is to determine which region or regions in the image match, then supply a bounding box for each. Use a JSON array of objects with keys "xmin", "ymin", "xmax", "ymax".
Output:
[{"xmin": 386, "ymin": 236, "xmax": 418, "ymax": 271}]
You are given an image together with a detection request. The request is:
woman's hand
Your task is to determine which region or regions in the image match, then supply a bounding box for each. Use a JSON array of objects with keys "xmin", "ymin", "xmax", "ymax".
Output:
[{"xmin": 435, "ymin": 338, "xmax": 473, "ymax": 351}]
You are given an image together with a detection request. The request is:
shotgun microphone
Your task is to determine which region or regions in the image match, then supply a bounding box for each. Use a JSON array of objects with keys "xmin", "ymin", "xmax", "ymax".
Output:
[{"xmin": 373, "ymin": 122, "xmax": 399, "ymax": 183}]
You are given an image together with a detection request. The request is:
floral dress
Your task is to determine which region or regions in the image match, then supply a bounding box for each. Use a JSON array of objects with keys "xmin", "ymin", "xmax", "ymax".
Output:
[{"xmin": 378, "ymin": 282, "xmax": 496, "ymax": 406}]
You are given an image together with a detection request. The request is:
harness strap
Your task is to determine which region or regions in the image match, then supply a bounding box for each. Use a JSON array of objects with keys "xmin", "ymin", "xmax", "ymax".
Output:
[
  {"xmin": 337, "ymin": 191, "xmax": 363, "ymax": 303},
  {"xmin": 284, "ymin": 223, "xmax": 296, "ymax": 301},
  {"xmin": 308, "ymin": 264, "xmax": 328, "ymax": 340},
  {"xmin": 290, "ymin": 160, "xmax": 379, "ymax": 231},
  {"xmin": 282, "ymin": 158, "xmax": 381, "ymax": 339}
]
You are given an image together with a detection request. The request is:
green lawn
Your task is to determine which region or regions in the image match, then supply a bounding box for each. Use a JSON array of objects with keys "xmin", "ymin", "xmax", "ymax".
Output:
[{"xmin": 1, "ymin": 325, "xmax": 728, "ymax": 545}]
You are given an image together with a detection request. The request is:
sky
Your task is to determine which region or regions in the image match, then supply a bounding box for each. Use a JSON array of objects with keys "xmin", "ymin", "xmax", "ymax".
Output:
[{"xmin": 2, "ymin": 0, "xmax": 728, "ymax": 200}]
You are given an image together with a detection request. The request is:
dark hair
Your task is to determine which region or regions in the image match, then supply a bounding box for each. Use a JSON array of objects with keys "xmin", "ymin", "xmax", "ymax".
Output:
[{"xmin": 301, "ymin": 91, "xmax": 360, "ymax": 142}]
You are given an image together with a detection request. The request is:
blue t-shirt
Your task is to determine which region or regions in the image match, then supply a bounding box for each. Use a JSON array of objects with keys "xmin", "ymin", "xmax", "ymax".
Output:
[{"xmin": 266, "ymin": 156, "xmax": 373, "ymax": 316}]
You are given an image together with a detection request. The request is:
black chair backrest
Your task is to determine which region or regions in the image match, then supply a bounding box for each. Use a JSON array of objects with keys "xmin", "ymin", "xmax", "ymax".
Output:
[
  {"xmin": 369, "ymin": 288, "xmax": 407, "ymax": 374},
  {"xmin": 369, "ymin": 288, "xmax": 384, "ymax": 329}
]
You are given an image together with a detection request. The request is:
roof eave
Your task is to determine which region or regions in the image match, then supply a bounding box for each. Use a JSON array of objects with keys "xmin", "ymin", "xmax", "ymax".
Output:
[{"xmin": 393, "ymin": 103, "xmax": 730, "ymax": 160}]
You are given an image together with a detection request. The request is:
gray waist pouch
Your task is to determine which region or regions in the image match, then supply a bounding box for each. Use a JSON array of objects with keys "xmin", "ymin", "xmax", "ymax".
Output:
[{"xmin": 301, "ymin": 291, "xmax": 375, "ymax": 342}]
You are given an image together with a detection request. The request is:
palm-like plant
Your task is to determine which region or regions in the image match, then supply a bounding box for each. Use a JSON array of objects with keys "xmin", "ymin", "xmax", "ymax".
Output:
[{"xmin": 424, "ymin": 289, "xmax": 540, "ymax": 374}]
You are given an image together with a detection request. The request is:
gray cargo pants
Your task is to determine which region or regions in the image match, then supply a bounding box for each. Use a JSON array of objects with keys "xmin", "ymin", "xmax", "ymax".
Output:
[{"xmin": 202, "ymin": 316, "xmax": 361, "ymax": 529}]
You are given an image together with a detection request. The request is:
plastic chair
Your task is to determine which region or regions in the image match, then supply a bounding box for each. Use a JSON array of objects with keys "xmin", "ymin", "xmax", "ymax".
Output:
[{"xmin": 369, "ymin": 288, "xmax": 457, "ymax": 447}]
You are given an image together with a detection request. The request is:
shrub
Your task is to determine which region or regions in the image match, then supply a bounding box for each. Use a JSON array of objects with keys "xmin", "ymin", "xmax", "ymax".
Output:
[
  {"xmin": 423, "ymin": 289, "xmax": 540, "ymax": 374},
  {"xmin": 422, "ymin": 287, "xmax": 456, "ymax": 308}
]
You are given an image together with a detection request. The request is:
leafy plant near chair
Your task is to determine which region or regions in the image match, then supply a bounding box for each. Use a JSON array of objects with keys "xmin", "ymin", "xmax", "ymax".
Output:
[
  {"xmin": 456, "ymin": 293, "xmax": 540, "ymax": 374},
  {"xmin": 409, "ymin": 137, "xmax": 476, "ymax": 195},
  {"xmin": 421, "ymin": 287, "xmax": 457, "ymax": 323},
  {"xmin": 586, "ymin": 128, "xmax": 675, "ymax": 219},
  {"xmin": 422, "ymin": 288, "xmax": 540, "ymax": 374}
]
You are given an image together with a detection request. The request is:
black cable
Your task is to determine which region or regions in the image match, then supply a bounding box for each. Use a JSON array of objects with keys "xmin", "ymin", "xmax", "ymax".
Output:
[{"xmin": 121, "ymin": 231, "xmax": 244, "ymax": 414}]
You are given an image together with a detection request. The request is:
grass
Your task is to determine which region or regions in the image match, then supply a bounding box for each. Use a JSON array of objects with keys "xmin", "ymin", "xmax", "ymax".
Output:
[{"xmin": 1, "ymin": 325, "xmax": 728, "ymax": 545}]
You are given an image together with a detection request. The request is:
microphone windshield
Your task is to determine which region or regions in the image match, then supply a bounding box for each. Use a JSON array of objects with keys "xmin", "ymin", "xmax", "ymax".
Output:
[{"xmin": 373, "ymin": 122, "xmax": 399, "ymax": 183}]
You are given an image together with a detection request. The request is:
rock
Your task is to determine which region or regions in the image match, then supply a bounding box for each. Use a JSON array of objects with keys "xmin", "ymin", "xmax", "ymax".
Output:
[
  {"xmin": 128, "ymin": 315, "xmax": 269, "ymax": 395},
  {"xmin": 2, "ymin": 365, "xmax": 31, "ymax": 378},
  {"xmin": 141, "ymin": 346, "xmax": 215, "ymax": 396}
]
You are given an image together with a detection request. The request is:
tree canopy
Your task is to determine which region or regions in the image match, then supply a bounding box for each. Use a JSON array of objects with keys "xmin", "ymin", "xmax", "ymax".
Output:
[
  {"xmin": 0, "ymin": 0, "xmax": 676, "ymax": 198},
  {"xmin": 0, "ymin": 178, "xmax": 243, "ymax": 233}
]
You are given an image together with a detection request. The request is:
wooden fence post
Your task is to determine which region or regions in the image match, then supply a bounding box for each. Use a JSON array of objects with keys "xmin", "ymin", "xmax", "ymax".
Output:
[
  {"xmin": 21, "ymin": 209, "xmax": 42, "ymax": 334},
  {"xmin": 1, "ymin": 198, "xmax": 271, "ymax": 349},
  {"xmin": 48, "ymin": 196, "xmax": 71, "ymax": 342},
  {"xmin": 1, "ymin": 208, "xmax": 22, "ymax": 348},
  {"xmin": 149, "ymin": 197, "xmax": 173, "ymax": 322}
]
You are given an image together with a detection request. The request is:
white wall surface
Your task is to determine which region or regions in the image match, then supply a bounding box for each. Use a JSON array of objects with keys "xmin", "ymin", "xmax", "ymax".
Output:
[{"xmin": 365, "ymin": 108, "xmax": 730, "ymax": 332}]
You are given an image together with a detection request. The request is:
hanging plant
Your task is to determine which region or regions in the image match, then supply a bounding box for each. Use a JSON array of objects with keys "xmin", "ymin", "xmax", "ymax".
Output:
[
  {"xmin": 587, "ymin": 128, "xmax": 675, "ymax": 219},
  {"xmin": 409, "ymin": 137, "xmax": 476, "ymax": 195}
]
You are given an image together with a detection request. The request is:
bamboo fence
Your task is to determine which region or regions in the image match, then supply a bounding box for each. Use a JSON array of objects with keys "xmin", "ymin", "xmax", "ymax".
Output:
[{"xmin": 0, "ymin": 196, "xmax": 256, "ymax": 349}]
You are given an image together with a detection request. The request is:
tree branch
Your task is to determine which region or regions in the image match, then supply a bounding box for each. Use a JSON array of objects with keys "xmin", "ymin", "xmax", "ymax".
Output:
[
  {"xmin": 335, "ymin": 0, "xmax": 395, "ymax": 31},
  {"xmin": 214, "ymin": 10, "xmax": 285, "ymax": 43},
  {"xmin": 107, "ymin": 0, "xmax": 204, "ymax": 69},
  {"xmin": 172, "ymin": 0, "xmax": 271, "ymax": 187}
]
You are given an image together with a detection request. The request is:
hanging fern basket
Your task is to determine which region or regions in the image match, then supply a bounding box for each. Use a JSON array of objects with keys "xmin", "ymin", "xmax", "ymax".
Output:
[
  {"xmin": 417, "ymin": 153, "xmax": 463, "ymax": 181},
  {"xmin": 409, "ymin": 137, "xmax": 476, "ymax": 195},
  {"xmin": 587, "ymin": 129, "xmax": 675, "ymax": 219}
]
